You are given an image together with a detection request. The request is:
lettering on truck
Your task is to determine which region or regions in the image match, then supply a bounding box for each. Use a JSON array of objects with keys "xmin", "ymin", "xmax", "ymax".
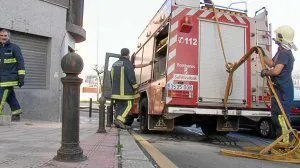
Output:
[
  {"xmin": 174, "ymin": 74, "xmax": 198, "ymax": 81},
  {"xmin": 176, "ymin": 63, "xmax": 196, "ymax": 69}
]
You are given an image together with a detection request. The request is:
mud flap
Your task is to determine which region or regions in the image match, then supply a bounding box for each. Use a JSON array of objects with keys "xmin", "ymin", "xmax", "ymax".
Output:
[
  {"xmin": 148, "ymin": 115, "xmax": 174, "ymax": 131},
  {"xmin": 217, "ymin": 116, "xmax": 239, "ymax": 132}
]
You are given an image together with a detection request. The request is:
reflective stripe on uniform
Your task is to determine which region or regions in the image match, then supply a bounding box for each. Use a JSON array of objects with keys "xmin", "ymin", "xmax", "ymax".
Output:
[
  {"xmin": 0, "ymin": 81, "xmax": 19, "ymax": 87},
  {"xmin": 117, "ymin": 115, "xmax": 126, "ymax": 123},
  {"xmin": 0, "ymin": 89, "xmax": 9, "ymax": 113},
  {"xmin": 120, "ymin": 66, "xmax": 125, "ymax": 96},
  {"xmin": 4, "ymin": 58, "xmax": 17, "ymax": 64},
  {"xmin": 132, "ymin": 84, "xmax": 139, "ymax": 89},
  {"xmin": 12, "ymin": 109, "xmax": 22, "ymax": 115},
  {"xmin": 111, "ymin": 94, "xmax": 140, "ymax": 100},
  {"xmin": 117, "ymin": 100, "xmax": 132, "ymax": 123},
  {"xmin": 18, "ymin": 70, "xmax": 26, "ymax": 75},
  {"xmin": 121, "ymin": 100, "xmax": 132, "ymax": 119}
]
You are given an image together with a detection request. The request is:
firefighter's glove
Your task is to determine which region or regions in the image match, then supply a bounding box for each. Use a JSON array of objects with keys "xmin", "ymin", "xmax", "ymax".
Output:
[
  {"xmin": 260, "ymin": 69, "xmax": 268, "ymax": 77},
  {"xmin": 18, "ymin": 76, "xmax": 25, "ymax": 88}
]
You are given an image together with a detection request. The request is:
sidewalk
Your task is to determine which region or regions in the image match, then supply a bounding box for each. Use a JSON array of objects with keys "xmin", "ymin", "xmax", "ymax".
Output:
[{"xmin": 0, "ymin": 112, "xmax": 154, "ymax": 168}]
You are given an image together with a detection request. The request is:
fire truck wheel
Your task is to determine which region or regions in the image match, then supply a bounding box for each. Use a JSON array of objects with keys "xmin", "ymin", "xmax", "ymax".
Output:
[
  {"xmin": 139, "ymin": 98, "xmax": 149, "ymax": 133},
  {"xmin": 200, "ymin": 119, "xmax": 228, "ymax": 136},
  {"xmin": 200, "ymin": 119, "xmax": 218, "ymax": 135},
  {"xmin": 258, "ymin": 118, "xmax": 275, "ymax": 138}
]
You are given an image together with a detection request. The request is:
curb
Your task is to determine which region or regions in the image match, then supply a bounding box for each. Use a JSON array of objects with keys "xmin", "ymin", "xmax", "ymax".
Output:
[
  {"xmin": 131, "ymin": 132, "xmax": 178, "ymax": 168},
  {"xmin": 117, "ymin": 128, "xmax": 122, "ymax": 168},
  {"xmin": 119, "ymin": 129, "xmax": 155, "ymax": 168}
]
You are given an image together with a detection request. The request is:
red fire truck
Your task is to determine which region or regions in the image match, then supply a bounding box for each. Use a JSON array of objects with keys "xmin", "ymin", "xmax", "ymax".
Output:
[{"xmin": 129, "ymin": 0, "xmax": 273, "ymax": 135}]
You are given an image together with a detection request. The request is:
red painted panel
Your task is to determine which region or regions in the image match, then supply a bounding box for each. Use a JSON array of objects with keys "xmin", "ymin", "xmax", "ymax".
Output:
[{"xmin": 168, "ymin": 14, "xmax": 199, "ymax": 106}]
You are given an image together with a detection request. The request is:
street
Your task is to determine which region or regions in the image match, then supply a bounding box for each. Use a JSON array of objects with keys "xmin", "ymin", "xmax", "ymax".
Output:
[{"xmin": 132, "ymin": 122, "xmax": 299, "ymax": 168}]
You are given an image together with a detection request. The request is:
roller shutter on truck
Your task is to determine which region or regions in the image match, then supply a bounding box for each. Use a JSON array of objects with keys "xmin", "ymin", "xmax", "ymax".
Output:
[{"xmin": 199, "ymin": 21, "xmax": 246, "ymax": 105}]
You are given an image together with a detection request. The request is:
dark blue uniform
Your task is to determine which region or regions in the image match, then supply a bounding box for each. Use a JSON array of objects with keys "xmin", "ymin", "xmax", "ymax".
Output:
[
  {"xmin": 111, "ymin": 56, "xmax": 139, "ymax": 125},
  {"xmin": 0, "ymin": 41, "xmax": 25, "ymax": 115},
  {"xmin": 271, "ymin": 48, "xmax": 294, "ymax": 137}
]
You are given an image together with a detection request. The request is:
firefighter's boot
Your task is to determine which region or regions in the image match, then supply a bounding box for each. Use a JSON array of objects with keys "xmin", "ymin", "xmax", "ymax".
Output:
[
  {"xmin": 11, "ymin": 110, "xmax": 22, "ymax": 122},
  {"xmin": 11, "ymin": 114, "xmax": 20, "ymax": 122},
  {"xmin": 114, "ymin": 119, "xmax": 131, "ymax": 129}
]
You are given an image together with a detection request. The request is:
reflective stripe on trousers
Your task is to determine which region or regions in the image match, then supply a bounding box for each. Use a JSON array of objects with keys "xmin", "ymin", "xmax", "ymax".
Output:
[
  {"xmin": 116, "ymin": 100, "xmax": 133, "ymax": 123},
  {"xmin": 0, "ymin": 87, "xmax": 21, "ymax": 114}
]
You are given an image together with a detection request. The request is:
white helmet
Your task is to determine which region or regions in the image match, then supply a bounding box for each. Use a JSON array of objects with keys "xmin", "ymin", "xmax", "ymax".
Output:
[{"xmin": 274, "ymin": 25, "xmax": 297, "ymax": 51}]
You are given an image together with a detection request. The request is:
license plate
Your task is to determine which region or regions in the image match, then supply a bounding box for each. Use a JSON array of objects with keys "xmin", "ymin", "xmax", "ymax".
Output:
[{"xmin": 167, "ymin": 83, "xmax": 193, "ymax": 91}]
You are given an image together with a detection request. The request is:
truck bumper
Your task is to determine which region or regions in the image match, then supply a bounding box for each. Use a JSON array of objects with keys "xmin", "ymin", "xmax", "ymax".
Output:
[{"xmin": 167, "ymin": 107, "xmax": 271, "ymax": 117}]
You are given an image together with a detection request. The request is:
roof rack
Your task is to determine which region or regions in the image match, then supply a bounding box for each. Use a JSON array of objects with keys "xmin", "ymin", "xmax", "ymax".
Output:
[{"xmin": 200, "ymin": 1, "xmax": 247, "ymax": 13}]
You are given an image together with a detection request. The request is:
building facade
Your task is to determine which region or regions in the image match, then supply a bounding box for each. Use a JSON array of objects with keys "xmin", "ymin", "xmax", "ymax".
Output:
[{"xmin": 0, "ymin": 0, "xmax": 85, "ymax": 121}]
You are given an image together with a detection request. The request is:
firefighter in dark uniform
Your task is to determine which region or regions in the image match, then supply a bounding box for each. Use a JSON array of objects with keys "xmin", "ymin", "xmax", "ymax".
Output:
[
  {"xmin": 0, "ymin": 29, "xmax": 25, "ymax": 120},
  {"xmin": 111, "ymin": 48, "xmax": 140, "ymax": 129},
  {"xmin": 261, "ymin": 25, "xmax": 297, "ymax": 143}
]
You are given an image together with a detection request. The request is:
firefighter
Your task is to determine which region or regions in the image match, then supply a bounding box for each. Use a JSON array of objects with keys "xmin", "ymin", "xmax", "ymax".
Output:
[
  {"xmin": 0, "ymin": 28, "xmax": 25, "ymax": 120},
  {"xmin": 260, "ymin": 25, "xmax": 297, "ymax": 141},
  {"xmin": 111, "ymin": 48, "xmax": 153, "ymax": 129}
]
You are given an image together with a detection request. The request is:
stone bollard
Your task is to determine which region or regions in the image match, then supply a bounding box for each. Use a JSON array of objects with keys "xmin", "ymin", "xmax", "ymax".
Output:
[
  {"xmin": 97, "ymin": 96, "xmax": 106, "ymax": 133},
  {"xmin": 54, "ymin": 52, "xmax": 87, "ymax": 162}
]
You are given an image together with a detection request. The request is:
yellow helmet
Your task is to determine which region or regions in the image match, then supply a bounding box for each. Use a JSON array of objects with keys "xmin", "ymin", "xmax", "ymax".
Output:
[{"xmin": 274, "ymin": 25, "xmax": 297, "ymax": 50}]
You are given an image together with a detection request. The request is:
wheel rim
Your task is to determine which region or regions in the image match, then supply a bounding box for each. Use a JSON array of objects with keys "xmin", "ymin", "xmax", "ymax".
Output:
[{"xmin": 260, "ymin": 120, "xmax": 270, "ymax": 137}]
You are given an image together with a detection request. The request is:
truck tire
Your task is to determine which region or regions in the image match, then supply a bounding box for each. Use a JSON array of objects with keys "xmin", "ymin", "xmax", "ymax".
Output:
[
  {"xmin": 201, "ymin": 124, "xmax": 217, "ymax": 135},
  {"xmin": 258, "ymin": 118, "xmax": 275, "ymax": 138},
  {"xmin": 200, "ymin": 119, "xmax": 229, "ymax": 136},
  {"xmin": 139, "ymin": 98, "xmax": 149, "ymax": 133}
]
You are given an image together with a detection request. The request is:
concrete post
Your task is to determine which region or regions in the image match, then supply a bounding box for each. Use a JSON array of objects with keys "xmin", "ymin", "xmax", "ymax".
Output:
[
  {"xmin": 89, "ymin": 98, "xmax": 92, "ymax": 118},
  {"xmin": 54, "ymin": 52, "xmax": 87, "ymax": 162},
  {"xmin": 97, "ymin": 96, "xmax": 106, "ymax": 133}
]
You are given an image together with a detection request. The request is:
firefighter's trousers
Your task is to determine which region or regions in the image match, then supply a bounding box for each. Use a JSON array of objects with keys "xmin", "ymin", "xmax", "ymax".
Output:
[
  {"xmin": 0, "ymin": 87, "xmax": 21, "ymax": 115},
  {"xmin": 271, "ymin": 96, "xmax": 292, "ymax": 143},
  {"xmin": 115, "ymin": 99, "xmax": 134, "ymax": 125}
]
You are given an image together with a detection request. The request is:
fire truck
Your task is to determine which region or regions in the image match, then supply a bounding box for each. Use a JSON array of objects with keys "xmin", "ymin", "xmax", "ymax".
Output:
[{"xmin": 104, "ymin": 0, "xmax": 274, "ymax": 135}]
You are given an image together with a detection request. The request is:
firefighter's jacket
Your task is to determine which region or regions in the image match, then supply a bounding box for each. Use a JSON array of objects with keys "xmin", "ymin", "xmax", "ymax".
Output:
[
  {"xmin": 0, "ymin": 41, "xmax": 25, "ymax": 87},
  {"xmin": 111, "ymin": 57, "xmax": 139, "ymax": 100}
]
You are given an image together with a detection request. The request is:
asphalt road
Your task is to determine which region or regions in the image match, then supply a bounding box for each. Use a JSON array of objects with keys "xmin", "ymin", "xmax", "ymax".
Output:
[{"xmin": 133, "ymin": 123, "xmax": 299, "ymax": 168}]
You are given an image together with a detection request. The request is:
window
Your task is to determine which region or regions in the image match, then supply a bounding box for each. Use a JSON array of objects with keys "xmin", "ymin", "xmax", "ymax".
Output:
[
  {"xmin": 153, "ymin": 24, "xmax": 169, "ymax": 81},
  {"xmin": 141, "ymin": 38, "xmax": 154, "ymax": 83},
  {"xmin": 134, "ymin": 48, "xmax": 144, "ymax": 84}
]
